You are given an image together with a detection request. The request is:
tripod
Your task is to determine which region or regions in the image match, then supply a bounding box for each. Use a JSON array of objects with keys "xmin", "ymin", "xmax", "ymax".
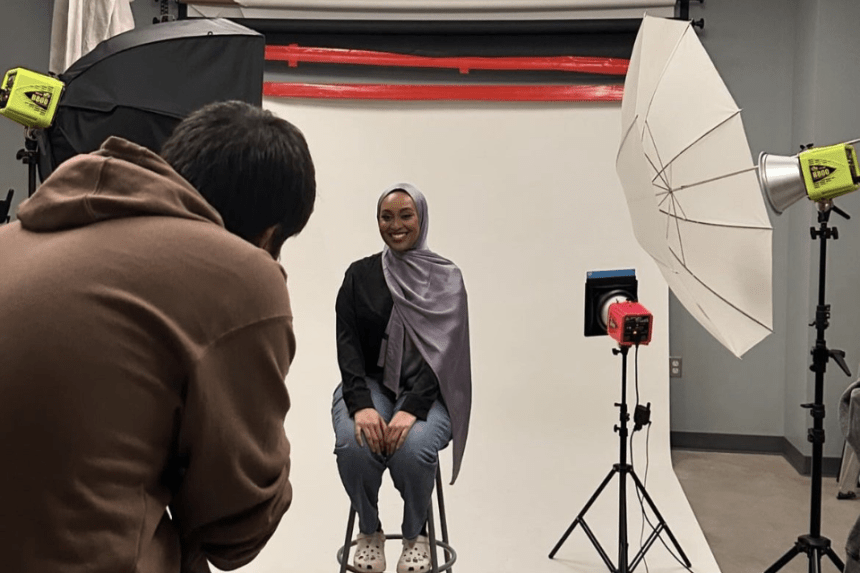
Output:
[
  {"xmin": 549, "ymin": 344, "xmax": 690, "ymax": 573},
  {"xmin": 764, "ymin": 200, "xmax": 851, "ymax": 573}
]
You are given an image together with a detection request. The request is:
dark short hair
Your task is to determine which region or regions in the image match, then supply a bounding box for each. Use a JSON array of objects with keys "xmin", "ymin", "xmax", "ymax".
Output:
[{"xmin": 160, "ymin": 100, "xmax": 315, "ymax": 249}]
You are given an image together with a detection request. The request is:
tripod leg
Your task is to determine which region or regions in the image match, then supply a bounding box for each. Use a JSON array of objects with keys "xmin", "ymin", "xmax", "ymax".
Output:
[
  {"xmin": 810, "ymin": 548, "xmax": 821, "ymax": 573},
  {"xmin": 763, "ymin": 544, "xmax": 801, "ymax": 573},
  {"xmin": 627, "ymin": 469, "xmax": 691, "ymax": 567},
  {"xmin": 824, "ymin": 546, "xmax": 845, "ymax": 570},
  {"xmin": 549, "ymin": 468, "xmax": 616, "ymax": 559}
]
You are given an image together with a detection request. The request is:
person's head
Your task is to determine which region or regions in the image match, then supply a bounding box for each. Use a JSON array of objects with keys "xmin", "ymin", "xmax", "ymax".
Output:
[
  {"xmin": 376, "ymin": 184, "xmax": 428, "ymax": 252},
  {"xmin": 160, "ymin": 100, "xmax": 316, "ymax": 257}
]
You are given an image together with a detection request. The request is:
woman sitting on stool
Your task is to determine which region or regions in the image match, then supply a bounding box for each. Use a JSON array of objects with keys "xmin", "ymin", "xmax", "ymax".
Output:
[{"xmin": 332, "ymin": 183, "xmax": 472, "ymax": 573}]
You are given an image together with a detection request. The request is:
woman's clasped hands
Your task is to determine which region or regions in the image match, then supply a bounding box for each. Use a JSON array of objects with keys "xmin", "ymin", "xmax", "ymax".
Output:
[{"xmin": 354, "ymin": 408, "xmax": 416, "ymax": 456}]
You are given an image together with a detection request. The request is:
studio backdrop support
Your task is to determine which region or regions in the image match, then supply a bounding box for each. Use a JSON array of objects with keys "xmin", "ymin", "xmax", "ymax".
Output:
[{"xmin": 675, "ymin": 0, "xmax": 704, "ymax": 29}]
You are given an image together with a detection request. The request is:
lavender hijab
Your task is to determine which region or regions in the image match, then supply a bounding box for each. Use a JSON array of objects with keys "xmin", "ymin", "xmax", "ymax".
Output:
[{"xmin": 376, "ymin": 183, "xmax": 472, "ymax": 485}]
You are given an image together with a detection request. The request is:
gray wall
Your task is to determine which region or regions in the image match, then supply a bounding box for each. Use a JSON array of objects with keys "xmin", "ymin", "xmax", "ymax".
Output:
[{"xmin": 670, "ymin": 0, "xmax": 860, "ymax": 458}]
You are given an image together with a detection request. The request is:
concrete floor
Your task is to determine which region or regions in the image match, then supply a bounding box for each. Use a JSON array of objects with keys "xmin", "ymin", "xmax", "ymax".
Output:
[{"xmin": 672, "ymin": 450, "xmax": 859, "ymax": 573}]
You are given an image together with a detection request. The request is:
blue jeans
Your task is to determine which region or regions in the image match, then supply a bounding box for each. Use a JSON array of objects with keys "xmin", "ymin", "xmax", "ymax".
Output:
[{"xmin": 332, "ymin": 380, "xmax": 452, "ymax": 539}]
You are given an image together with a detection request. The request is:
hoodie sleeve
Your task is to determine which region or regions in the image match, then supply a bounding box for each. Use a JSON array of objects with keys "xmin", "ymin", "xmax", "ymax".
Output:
[{"xmin": 170, "ymin": 315, "xmax": 295, "ymax": 572}]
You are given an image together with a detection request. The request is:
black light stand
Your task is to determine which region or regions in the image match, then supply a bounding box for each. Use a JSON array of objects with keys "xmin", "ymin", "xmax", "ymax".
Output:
[
  {"xmin": 549, "ymin": 343, "xmax": 690, "ymax": 573},
  {"xmin": 764, "ymin": 200, "xmax": 852, "ymax": 573},
  {"xmin": 17, "ymin": 129, "xmax": 39, "ymax": 196},
  {"xmin": 0, "ymin": 189, "xmax": 12, "ymax": 224},
  {"xmin": 1, "ymin": 130, "xmax": 39, "ymax": 225}
]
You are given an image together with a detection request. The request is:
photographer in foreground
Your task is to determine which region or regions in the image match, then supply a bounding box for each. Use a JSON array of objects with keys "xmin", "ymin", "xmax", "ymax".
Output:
[{"xmin": 0, "ymin": 100, "xmax": 315, "ymax": 573}]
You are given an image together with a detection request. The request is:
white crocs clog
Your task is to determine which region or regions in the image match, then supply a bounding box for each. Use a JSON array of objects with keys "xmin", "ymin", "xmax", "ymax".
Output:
[
  {"xmin": 397, "ymin": 534, "xmax": 431, "ymax": 573},
  {"xmin": 353, "ymin": 530, "xmax": 386, "ymax": 572}
]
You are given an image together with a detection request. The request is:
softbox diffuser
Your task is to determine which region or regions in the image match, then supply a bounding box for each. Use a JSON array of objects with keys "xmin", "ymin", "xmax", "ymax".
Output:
[{"xmin": 38, "ymin": 18, "xmax": 264, "ymax": 181}]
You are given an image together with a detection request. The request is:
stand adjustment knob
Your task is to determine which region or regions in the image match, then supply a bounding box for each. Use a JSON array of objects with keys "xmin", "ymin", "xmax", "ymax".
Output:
[
  {"xmin": 830, "ymin": 349, "xmax": 851, "ymax": 377},
  {"xmin": 801, "ymin": 402, "xmax": 826, "ymax": 418},
  {"xmin": 807, "ymin": 428, "xmax": 825, "ymax": 443}
]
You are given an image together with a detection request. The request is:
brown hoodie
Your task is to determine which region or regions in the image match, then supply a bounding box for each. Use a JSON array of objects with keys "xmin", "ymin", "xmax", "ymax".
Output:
[{"xmin": 0, "ymin": 137, "xmax": 295, "ymax": 573}]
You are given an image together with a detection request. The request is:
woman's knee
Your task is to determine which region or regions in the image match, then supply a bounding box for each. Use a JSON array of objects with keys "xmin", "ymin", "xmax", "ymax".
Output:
[
  {"xmin": 392, "ymin": 428, "xmax": 440, "ymax": 467},
  {"xmin": 333, "ymin": 409, "xmax": 369, "ymax": 462},
  {"xmin": 334, "ymin": 434, "xmax": 381, "ymax": 471}
]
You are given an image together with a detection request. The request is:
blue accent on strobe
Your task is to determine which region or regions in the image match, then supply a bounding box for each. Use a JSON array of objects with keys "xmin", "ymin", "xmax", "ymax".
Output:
[{"xmin": 587, "ymin": 269, "xmax": 636, "ymax": 279}]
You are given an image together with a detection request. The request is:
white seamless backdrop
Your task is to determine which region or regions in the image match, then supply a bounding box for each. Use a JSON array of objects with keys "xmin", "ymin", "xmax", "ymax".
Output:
[{"xmin": 219, "ymin": 98, "xmax": 721, "ymax": 573}]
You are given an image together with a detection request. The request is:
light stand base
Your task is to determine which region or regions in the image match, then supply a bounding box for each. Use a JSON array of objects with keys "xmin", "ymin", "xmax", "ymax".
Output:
[
  {"xmin": 764, "ymin": 535, "xmax": 843, "ymax": 573},
  {"xmin": 548, "ymin": 462, "xmax": 690, "ymax": 573},
  {"xmin": 549, "ymin": 345, "xmax": 689, "ymax": 573}
]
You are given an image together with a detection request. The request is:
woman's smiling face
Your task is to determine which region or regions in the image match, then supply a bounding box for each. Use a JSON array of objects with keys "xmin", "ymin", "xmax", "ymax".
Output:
[{"xmin": 378, "ymin": 191, "xmax": 420, "ymax": 252}]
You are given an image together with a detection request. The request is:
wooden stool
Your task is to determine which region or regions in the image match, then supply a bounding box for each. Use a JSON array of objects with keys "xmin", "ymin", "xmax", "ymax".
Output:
[{"xmin": 336, "ymin": 465, "xmax": 456, "ymax": 573}]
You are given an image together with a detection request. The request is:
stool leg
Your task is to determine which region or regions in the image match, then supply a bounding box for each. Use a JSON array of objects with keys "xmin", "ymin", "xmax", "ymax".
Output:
[
  {"xmin": 435, "ymin": 468, "xmax": 452, "ymax": 572},
  {"xmin": 426, "ymin": 496, "xmax": 439, "ymax": 573},
  {"xmin": 340, "ymin": 507, "xmax": 357, "ymax": 573}
]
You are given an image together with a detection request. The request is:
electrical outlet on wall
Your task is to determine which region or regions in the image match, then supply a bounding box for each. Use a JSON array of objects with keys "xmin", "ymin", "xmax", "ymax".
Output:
[{"xmin": 669, "ymin": 356, "xmax": 682, "ymax": 378}]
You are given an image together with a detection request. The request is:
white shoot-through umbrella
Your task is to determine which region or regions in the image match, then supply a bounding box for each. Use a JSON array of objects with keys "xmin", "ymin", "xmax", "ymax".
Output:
[{"xmin": 616, "ymin": 15, "xmax": 773, "ymax": 358}]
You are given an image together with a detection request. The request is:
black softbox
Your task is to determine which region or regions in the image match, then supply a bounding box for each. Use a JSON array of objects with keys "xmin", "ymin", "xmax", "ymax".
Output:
[{"xmin": 38, "ymin": 18, "xmax": 264, "ymax": 181}]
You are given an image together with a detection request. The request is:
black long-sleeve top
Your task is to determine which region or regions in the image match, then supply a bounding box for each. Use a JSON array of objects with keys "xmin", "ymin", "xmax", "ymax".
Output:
[{"xmin": 336, "ymin": 253, "xmax": 440, "ymax": 420}]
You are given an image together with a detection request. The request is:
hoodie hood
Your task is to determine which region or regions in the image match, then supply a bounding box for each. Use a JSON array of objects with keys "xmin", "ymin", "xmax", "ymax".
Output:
[{"xmin": 17, "ymin": 137, "xmax": 223, "ymax": 232}]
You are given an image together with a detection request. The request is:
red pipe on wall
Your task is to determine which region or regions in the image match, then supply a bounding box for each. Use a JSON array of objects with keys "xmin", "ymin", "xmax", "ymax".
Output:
[
  {"xmin": 265, "ymin": 44, "xmax": 630, "ymax": 76},
  {"xmin": 263, "ymin": 82, "xmax": 623, "ymax": 101}
]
